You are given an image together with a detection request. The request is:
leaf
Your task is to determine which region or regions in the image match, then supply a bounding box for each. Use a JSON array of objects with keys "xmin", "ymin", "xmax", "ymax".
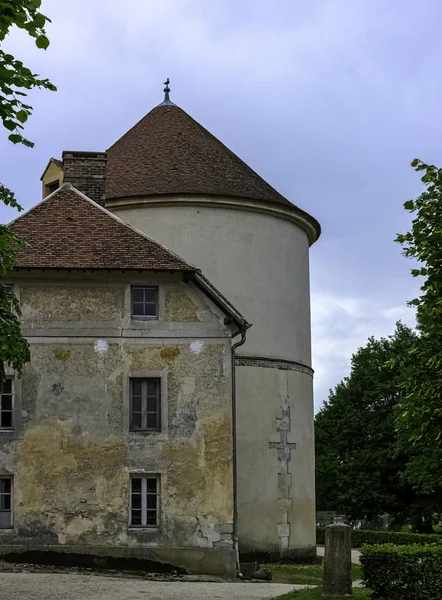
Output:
[
  {"xmin": 35, "ymin": 34, "xmax": 49, "ymax": 49},
  {"xmin": 404, "ymin": 200, "xmax": 414, "ymax": 210},
  {"xmin": 33, "ymin": 13, "xmax": 46, "ymax": 28},
  {"xmin": 8, "ymin": 134, "xmax": 22, "ymax": 144},
  {"xmin": 16, "ymin": 110, "xmax": 28, "ymax": 124},
  {"xmin": 3, "ymin": 120, "xmax": 17, "ymax": 131}
]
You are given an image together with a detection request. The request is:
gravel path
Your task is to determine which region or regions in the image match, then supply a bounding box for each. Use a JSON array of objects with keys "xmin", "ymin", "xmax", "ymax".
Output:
[{"xmin": 0, "ymin": 572, "xmax": 308, "ymax": 600}]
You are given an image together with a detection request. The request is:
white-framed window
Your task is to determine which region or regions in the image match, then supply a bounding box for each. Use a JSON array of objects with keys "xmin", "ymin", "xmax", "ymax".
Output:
[
  {"xmin": 131, "ymin": 286, "xmax": 158, "ymax": 318},
  {"xmin": 0, "ymin": 476, "xmax": 12, "ymax": 529},
  {"xmin": 0, "ymin": 378, "xmax": 13, "ymax": 430},
  {"xmin": 130, "ymin": 475, "xmax": 160, "ymax": 528},
  {"xmin": 130, "ymin": 378, "xmax": 161, "ymax": 432}
]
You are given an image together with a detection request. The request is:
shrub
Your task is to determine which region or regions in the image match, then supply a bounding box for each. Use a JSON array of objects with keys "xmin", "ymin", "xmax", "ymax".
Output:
[
  {"xmin": 360, "ymin": 543, "xmax": 442, "ymax": 600},
  {"xmin": 316, "ymin": 526, "xmax": 442, "ymax": 548}
]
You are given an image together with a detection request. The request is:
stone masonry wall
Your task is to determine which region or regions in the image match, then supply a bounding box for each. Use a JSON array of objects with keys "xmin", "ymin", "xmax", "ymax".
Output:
[{"xmin": 0, "ymin": 275, "xmax": 234, "ymax": 557}]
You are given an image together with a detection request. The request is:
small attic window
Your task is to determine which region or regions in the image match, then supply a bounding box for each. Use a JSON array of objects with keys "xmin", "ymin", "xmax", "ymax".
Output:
[{"xmin": 46, "ymin": 180, "xmax": 60, "ymax": 196}]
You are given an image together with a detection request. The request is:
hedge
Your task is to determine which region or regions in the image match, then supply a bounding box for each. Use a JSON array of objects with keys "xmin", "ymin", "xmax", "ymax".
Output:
[
  {"xmin": 316, "ymin": 527, "xmax": 442, "ymax": 547},
  {"xmin": 360, "ymin": 543, "xmax": 442, "ymax": 600}
]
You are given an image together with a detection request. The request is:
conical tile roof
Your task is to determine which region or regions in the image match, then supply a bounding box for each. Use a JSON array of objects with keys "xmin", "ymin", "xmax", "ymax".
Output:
[{"xmin": 105, "ymin": 102, "xmax": 293, "ymax": 207}]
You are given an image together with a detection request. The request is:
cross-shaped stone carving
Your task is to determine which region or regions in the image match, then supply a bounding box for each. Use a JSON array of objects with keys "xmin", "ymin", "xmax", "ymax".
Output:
[{"xmin": 269, "ymin": 407, "xmax": 296, "ymax": 462}]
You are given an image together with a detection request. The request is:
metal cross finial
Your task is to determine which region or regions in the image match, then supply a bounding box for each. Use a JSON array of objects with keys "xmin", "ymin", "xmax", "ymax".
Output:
[{"xmin": 163, "ymin": 78, "xmax": 171, "ymax": 102}]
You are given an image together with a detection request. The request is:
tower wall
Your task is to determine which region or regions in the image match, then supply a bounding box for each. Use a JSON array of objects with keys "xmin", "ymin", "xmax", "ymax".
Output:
[{"xmin": 110, "ymin": 196, "xmax": 316, "ymax": 557}]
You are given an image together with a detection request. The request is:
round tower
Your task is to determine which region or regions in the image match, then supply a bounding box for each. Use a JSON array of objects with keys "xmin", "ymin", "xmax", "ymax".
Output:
[{"xmin": 105, "ymin": 90, "xmax": 320, "ymax": 558}]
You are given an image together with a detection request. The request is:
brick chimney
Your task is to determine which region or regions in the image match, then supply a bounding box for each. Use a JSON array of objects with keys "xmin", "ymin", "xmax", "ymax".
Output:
[{"xmin": 62, "ymin": 151, "xmax": 107, "ymax": 206}]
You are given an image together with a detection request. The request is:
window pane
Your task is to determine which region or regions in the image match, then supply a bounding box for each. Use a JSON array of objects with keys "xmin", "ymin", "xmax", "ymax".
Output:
[
  {"xmin": 146, "ymin": 478, "xmax": 157, "ymax": 493},
  {"xmin": 2, "ymin": 380, "xmax": 12, "ymax": 394},
  {"xmin": 131, "ymin": 380, "xmax": 143, "ymax": 396},
  {"xmin": 2, "ymin": 395, "xmax": 12, "ymax": 411},
  {"xmin": 131, "ymin": 412, "xmax": 142, "ymax": 430},
  {"xmin": 1, "ymin": 412, "xmax": 12, "ymax": 428},
  {"xmin": 131, "ymin": 494, "xmax": 142, "ymax": 510},
  {"xmin": 146, "ymin": 412, "xmax": 157, "ymax": 429},
  {"xmin": 132, "ymin": 302, "xmax": 145, "ymax": 316},
  {"xmin": 131, "ymin": 287, "xmax": 158, "ymax": 317},
  {"xmin": 0, "ymin": 479, "xmax": 11, "ymax": 494},
  {"xmin": 131, "ymin": 510, "xmax": 142, "ymax": 526},
  {"xmin": 132, "ymin": 288, "xmax": 144, "ymax": 302},
  {"xmin": 146, "ymin": 493, "xmax": 156, "ymax": 510},
  {"xmin": 143, "ymin": 288, "xmax": 157, "ymax": 303},
  {"xmin": 146, "ymin": 395, "xmax": 157, "ymax": 412},
  {"xmin": 131, "ymin": 396, "xmax": 142, "ymax": 413},
  {"xmin": 146, "ymin": 379, "xmax": 159, "ymax": 397},
  {"xmin": 1, "ymin": 495, "xmax": 11, "ymax": 511},
  {"xmin": 131, "ymin": 478, "xmax": 142, "ymax": 493},
  {"xmin": 0, "ymin": 512, "xmax": 11, "ymax": 529},
  {"xmin": 143, "ymin": 303, "xmax": 157, "ymax": 317},
  {"xmin": 146, "ymin": 511, "xmax": 157, "ymax": 526}
]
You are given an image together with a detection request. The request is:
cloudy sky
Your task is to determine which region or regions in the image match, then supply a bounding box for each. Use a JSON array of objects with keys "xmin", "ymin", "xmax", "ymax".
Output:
[{"xmin": 1, "ymin": 0, "xmax": 436, "ymax": 411}]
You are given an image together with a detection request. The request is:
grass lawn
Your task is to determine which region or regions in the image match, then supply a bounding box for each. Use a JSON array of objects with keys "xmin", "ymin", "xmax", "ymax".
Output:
[
  {"xmin": 263, "ymin": 563, "xmax": 363, "ymax": 586},
  {"xmin": 274, "ymin": 586, "xmax": 370, "ymax": 600}
]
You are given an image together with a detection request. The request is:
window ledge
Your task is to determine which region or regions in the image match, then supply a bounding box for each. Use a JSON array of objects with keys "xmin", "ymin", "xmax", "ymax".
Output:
[
  {"xmin": 130, "ymin": 316, "xmax": 159, "ymax": 321},
  {"xmin": 128, "ymin": 527, "xmax": 160, "ymax": 532}
]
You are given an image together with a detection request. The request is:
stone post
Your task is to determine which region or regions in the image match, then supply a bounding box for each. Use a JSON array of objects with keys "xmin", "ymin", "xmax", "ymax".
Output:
[{"xmin": 322, "ymin": 523, "xmax": 352, "ymax": 597}]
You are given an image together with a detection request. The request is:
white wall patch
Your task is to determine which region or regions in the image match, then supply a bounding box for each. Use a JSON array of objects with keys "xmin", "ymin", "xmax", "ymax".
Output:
[
  {"xmin": 94, "ymin": 339, "xmax": 109, "ymax": 354},
  {"xmin": 190, "ymin": 340, "xmax": 204, "ymax": 354}
]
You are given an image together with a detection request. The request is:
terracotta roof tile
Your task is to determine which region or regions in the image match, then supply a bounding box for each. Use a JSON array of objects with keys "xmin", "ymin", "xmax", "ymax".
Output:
[
  {"xmin": 105, "ymin": 103, "xmax": 293, "ymax": 207},
  {"xmin": 10, "ymin": 185, "xmax": 193, "ymax": 272}
]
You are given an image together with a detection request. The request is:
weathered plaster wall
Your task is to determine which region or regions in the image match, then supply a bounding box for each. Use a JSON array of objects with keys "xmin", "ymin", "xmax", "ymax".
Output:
[
  {"xmin": 109, "ymin": 197, "xmax": 316, "ymax": 557},
  {"xmin": 20, "ymin": 285, "xmax": 125, "ymax": 325},
  {"xmin": 236, "ymin": 364, "xmax": 315, "ymax": 556},
  {"xmin": 0, "ymin": 276, "xmax": 234, "ymax": 566}
]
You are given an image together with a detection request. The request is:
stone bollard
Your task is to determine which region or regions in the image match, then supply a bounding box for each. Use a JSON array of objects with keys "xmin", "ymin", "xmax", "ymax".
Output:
[{"xmin": 322, "ymin": 523, "xmax": 352, "ymax": 597}]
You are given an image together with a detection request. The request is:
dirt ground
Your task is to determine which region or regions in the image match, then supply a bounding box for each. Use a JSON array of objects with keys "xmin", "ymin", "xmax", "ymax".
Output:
[{"xmin": 0, "ymin": 571, "xmax": 307, "ymax": 600}]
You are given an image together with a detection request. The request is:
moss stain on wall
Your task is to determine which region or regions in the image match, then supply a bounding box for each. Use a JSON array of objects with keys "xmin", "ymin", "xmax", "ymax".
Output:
[{"xmin": 15, "ymin": 419, "xmax": 128, "ymax": 545}]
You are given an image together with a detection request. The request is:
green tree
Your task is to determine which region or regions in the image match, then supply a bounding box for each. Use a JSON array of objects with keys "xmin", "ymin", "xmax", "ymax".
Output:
[
  {"xmin": 391, "ymin": 160, "xmax": 442, "ymax": 531},
  {"xmin": 0, "ymin": 0, "xmax": 56, "ymax": 379},
  {"xmin": 394, "ymin": 159, "xmax": 442, "ymax": 447},
  {"xmin": 315, "ymin": 323, "xmax": 419, "ymax": 524}
]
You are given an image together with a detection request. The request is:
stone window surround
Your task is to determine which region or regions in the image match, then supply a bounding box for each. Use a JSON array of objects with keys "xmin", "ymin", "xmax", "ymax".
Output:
[
  {"xmin": 129, "ymin": 473, "xmax": 160, "ymax": 529},
  {"xmin": 0, "ymin": 474, "xmax": 13, "ymax": 529},
  {"xmin": 0, "ymin": 372, "xmax": 22, "ymax": 438},
  {"xmin": 0, "ymin": 378, "xmax": 14, "ymax": 431},
  {"xmin": 123, "ymin": 371, "xmax": 168, "ymax": 439},
  {"xmin": 129, "ymin": 376, "xmax": 161, "ymax": 432},
  {"xmin": 130, "ymin": 285, "xmax": 159, "ymax": 319},
  {"xmin": 124, "ymin": 282, "xmax": 166, "ymax": 323}
]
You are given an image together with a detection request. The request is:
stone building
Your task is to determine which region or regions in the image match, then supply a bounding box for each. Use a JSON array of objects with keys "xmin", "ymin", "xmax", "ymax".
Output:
[{"xmin": 0, "ymin": 86, "xmax": 320, "ymax": 575}]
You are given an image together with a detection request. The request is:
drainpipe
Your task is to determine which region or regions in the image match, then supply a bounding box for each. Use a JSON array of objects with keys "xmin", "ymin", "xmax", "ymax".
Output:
[{"xmin": 231, "ymin": 327, "xmax": 248, "ymax": 576}]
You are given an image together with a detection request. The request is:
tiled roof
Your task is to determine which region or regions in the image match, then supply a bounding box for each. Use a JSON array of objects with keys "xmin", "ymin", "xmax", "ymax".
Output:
[
  {"xmin": 10, "ymin": 184, "xmax": 194, "ymax": 272},
  {"xmin": 105, "ymin": 103, "xmax": 293, "ymax": 207}
]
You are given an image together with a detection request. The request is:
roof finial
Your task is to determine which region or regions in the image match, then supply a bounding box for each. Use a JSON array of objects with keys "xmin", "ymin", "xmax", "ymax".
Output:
[{"xmin": 163, "ymin": 78, "xmax": 170, "ymax": 102}]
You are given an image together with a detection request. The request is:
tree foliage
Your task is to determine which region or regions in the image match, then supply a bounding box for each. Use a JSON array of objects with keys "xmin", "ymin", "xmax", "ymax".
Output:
[
  {"xmin": 0, "ymin": 0, "xmax": 55, "ymax": 379},
  {"xmin": 387, "ymin": 160, "xmax": 442, "ymax": 530},
  {"xmin": 0, "ymin": 0, "xmax": 56, "ymax": 145},
  {"xmin": 393, "ymin": 159, "xmax": 442, "ymax": 446},
  {"xmin": 315, "ymin": 323, "xmax": 437, "ymax": 527}
]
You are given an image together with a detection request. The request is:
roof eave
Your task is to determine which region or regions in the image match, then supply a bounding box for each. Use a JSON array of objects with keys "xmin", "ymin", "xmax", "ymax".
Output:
[{"xmin": 187, "ymin": 271, "xmax": 251, "ymax": 332}]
